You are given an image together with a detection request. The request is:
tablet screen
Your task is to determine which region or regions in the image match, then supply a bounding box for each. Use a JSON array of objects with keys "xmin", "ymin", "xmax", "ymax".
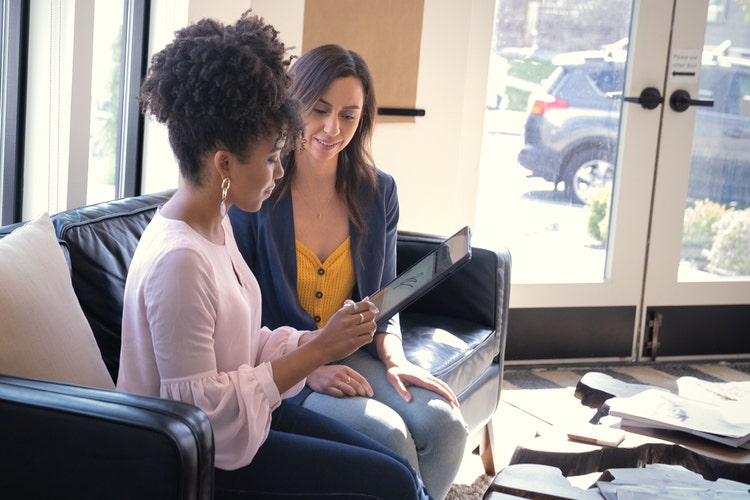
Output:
[{"xmin": 371, "ymin": 226, "xmax": 471, "ymax": 326}]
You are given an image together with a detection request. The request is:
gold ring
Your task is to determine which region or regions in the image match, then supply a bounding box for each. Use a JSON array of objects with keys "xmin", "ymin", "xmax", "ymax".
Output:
[
  {"xmin": 351, "ymin": 302, "xmax": 360, "ymax": 313},
  {"xmin": 358, "ymin": 313, "xmax": 365, "ymax": 324}
]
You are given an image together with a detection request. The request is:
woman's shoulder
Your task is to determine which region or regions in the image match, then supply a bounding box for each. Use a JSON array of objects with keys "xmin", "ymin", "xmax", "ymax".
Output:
[
  {"xmin": 373, "ymin": 166, "xmax": 395, "ymax": 184},
  {"xmin": 130, "ymin": 217, "xmax": 215, "ymax": 282},
  {"xmin": 372, "ymin": 167, "xmax": 399, "ymax": 205},
  {"xmin": 147, "ymin": 214, "xmax": 229, "ymax": 259},
  {"xmin": 371, "ymin": 167, "xmax": 398, "ymax": 196}
]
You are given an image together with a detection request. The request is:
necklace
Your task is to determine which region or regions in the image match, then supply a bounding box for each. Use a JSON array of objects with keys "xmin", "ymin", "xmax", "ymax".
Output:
[{"xmin": 296, "ymin": 186, "xmax": 336, "ymax": 220}]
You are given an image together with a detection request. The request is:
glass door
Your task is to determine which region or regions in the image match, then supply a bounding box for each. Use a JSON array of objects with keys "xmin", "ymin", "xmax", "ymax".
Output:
[
  {"xmin": 642, "ymin": 0, "xmax": 750, "ymax": 361},
  {"xmin": 476, "ymin": 0, "xmax": 750, "ymax": 364}
]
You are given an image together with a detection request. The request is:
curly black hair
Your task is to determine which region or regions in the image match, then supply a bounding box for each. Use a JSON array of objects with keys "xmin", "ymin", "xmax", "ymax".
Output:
[{"xmin": 139, "ymin": 11, "xmax": 303, "ymax": 186}]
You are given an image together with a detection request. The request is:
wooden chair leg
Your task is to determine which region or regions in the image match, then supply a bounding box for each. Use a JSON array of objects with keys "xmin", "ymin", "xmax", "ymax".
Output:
[{"xmin": 479, "ymin": 419, "xmax": 497, "ymax": 476}]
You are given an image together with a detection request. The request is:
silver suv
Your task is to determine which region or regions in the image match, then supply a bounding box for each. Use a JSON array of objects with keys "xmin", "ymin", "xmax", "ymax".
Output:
[{"xmin": 517, "ymin": 42, "xmax": 750, "ymax": 207}]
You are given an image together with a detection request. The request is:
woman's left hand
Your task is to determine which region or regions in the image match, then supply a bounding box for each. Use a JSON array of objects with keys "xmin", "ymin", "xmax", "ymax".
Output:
[{"xmin": 385, "ymin": 360, "xmax": 459, "ymax": 406}]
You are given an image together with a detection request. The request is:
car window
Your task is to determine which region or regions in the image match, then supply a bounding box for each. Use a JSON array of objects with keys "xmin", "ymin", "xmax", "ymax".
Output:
[
  {"xmin": 701, "ymin": 66, "xmax": 750, "ymax": 116},
  {"xmin": 541, "ymin": 66, "xmax": 564, "ymax": 91},
  {"xmin": 728, "ymin": 72, "xmax": 750, "ymax": 117},
  {"xmin": 588, "ymin": 69, "xmax": 623, "ymax": 94},
  {"xmin": 699, "ymin": 68, "xmax": 730, "ymax": 114}
]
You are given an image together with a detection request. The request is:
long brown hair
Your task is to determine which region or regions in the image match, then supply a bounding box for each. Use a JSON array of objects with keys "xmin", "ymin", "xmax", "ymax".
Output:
[{"xmin": 277, "ymin": 44, "xmax": 378, "ymax": 237}]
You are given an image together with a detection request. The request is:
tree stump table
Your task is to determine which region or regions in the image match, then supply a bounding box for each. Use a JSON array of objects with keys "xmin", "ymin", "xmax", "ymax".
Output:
[{"xmin": 502, "ymin": 371, "xmax": 750, "ymax": 484}]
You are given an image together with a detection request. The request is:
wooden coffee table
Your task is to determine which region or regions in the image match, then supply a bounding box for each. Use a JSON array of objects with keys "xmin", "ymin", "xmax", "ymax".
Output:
[
  {"xmin": 508, "ymin": 423, "xmax": 750, "ymax": 482},
  {"xmin": 483, "ymin": 461, "xmax": 750, "ymax": 499},
  {"xmin": 501, "ymin": 372, "xmax": 750, "ymax": 483}
]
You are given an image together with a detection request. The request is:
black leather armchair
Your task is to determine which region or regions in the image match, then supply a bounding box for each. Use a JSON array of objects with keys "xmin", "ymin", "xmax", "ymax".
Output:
[
  {"xmin": 0, "ymin": 190, "xmax": 510, "ymax": 497},
  {"xmin": 0, "ymin": 375, "xmax": 214, "ymax": 498}
]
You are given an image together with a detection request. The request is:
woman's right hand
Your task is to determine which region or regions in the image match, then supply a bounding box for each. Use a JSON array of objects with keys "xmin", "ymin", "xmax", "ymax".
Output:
[{"xmin": 316, "ymin": 299, "xmax": 378, "ymax": 361}]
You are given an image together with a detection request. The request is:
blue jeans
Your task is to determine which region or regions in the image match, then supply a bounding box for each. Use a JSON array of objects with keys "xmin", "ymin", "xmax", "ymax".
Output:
[
  {"xmin": 301, "ymin": 350, "xmax": 468, "ymax": 500},
  {"xmin": 214, "ymin": 401, "xmax": 432, "ymax": 499}
]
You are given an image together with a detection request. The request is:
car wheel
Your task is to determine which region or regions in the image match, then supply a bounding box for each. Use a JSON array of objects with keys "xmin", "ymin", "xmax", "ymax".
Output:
[{"xmin": 563, "ymin": 150, "xmax": 615, "ymax": 205}]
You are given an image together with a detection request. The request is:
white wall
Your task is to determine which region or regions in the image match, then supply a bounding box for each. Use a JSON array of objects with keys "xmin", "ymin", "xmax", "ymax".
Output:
[
  {"xmin": 251, "ymin": 0, "xmax": 305, "ymax": 58},
  {"xmin": 373, "ymin": 1, "xmax": 494, "ymax": 235},
  {"xmin": 188, "ymin": 0, "xmax": 251, "ymax": 23}
]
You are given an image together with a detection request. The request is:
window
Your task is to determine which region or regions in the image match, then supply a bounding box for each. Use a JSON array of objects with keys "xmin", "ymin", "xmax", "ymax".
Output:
[
  {"xmin": 0, "ymin": 0, "xmax": 147, "ymax": 223},
  {"xmin": 87, "ymin": 1, "xmax": 125, "ymax": 204},
  {"xmin": 21, "ymin": 1, "xmax": 125, "ymax": 217},
  {"xmin": 0, "ymin": 1, "xmax": 25, "ymax": 224},
  {"xmin": 0, "ymin": 5, "xmax": 6, "ymax": 218}
]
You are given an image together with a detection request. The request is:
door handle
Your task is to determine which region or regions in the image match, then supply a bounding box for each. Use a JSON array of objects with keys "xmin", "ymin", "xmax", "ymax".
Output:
[
  {"xmin": 669, "ymin": 89, "xmax": 714, "ymax": 112},
  {"xmin": 623, "ymin": 87, "xmax": 663, "ymax": 110}
]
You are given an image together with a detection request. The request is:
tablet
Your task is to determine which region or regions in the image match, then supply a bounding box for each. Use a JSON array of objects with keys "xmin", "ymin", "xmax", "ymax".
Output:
[{"xmin": 371, "ymin": 226, "xmax": 472, "ymax": 326}]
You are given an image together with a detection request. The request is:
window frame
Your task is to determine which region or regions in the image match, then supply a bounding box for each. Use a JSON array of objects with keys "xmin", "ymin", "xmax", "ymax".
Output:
[
  {"xmin": 117, "ymin": 0, "xmax": 149, "ymax": 199},
  {"xmin": 0, "ymin": 0, "xmax": 29, "ymax": 225}
]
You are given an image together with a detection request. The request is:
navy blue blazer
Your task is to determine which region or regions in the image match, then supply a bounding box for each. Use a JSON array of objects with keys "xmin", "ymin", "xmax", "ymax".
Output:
[{"xmin": 229, "ymin": 168, "xmax": 401, "ymax": 344}]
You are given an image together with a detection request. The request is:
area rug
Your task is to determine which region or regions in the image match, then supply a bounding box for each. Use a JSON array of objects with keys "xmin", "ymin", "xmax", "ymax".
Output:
[
  {"xmin": 445, "ymin": 361, "xmax": 750, "ymax": 499},
  {"xmin": 445, "ymin": 473, "xmax": 493, "ymax": 500}
]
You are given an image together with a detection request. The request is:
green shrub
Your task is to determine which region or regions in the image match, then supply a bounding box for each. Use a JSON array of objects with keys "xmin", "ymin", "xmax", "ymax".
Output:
[
  {"xmin": 707, "ymin": 208, "xmax": 750, "ymax": 275},
  {"xmin": 682, "ymin": 199, "xmax": 727, "ymax": 263},
  {"xmin": 587, "ymin": 187, "xmax": 611, "ymax": 242},
  {"xmin": 504, "ymin": 87, "xmax": 530, "ymax": 112},
  {"xmin": 507, "ymin": 58, "xmax": 555, "ymax": 83}
]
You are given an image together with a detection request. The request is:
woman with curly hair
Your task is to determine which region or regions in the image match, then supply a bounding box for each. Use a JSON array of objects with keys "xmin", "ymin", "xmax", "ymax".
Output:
[
  {"xmin": 116, "ymin": 14, "xmax": 431, "ymax": 499},
  {"xmin": 230, "ymin": 44, "xmax": 467, "ymax": 499}
]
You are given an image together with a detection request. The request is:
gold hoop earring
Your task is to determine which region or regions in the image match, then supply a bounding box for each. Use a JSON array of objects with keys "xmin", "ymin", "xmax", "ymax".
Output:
[{"xmin": 220, "ymin": 177, "xmax": 231, "ymax": 218}]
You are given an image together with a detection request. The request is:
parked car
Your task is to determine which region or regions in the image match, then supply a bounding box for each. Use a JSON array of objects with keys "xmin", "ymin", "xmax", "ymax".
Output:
[{"xmin": 517, "ymin": 41, "xmax": 750, "ymax": 208}]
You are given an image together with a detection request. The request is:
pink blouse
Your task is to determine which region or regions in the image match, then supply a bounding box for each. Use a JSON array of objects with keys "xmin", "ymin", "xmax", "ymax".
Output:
[{"xmin": 117, "ymin": 211, "xmax": 306, "ymax": 470}]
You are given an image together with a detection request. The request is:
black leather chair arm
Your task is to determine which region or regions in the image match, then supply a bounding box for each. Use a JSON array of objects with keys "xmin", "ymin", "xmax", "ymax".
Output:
[{"xmin": 0, "ymin": 374, "xmax": 214, "ymax": 499}]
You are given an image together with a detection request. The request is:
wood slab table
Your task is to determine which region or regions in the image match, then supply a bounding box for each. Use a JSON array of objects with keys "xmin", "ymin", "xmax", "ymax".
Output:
[{"xmin": 504, "ymin": 371, "xmax": 750, "ymax": 483}]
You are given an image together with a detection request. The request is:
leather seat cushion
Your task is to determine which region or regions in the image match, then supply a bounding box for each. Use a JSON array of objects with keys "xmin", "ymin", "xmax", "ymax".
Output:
[{"xmin": 400, "ymin": 311, "xmax": 496, "ymax": 398}]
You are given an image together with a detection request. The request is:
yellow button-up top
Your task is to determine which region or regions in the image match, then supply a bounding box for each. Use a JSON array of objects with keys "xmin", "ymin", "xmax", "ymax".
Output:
[{"xmin": 295, "ymin": 237, "xmax": 355, "ymax": 327}]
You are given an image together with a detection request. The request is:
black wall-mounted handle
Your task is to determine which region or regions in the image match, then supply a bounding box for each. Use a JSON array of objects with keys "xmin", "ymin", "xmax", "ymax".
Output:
[
  {"xmin": 377, "ymin": 107, "xmax": 426, "ymax": 117},
  {"xmin": 669, "ymin": 89, "xmax": 714, "ymax": 112},
  {"xmin": 623, "ymin": 87, "xmax": 663, "ymax": 110}
]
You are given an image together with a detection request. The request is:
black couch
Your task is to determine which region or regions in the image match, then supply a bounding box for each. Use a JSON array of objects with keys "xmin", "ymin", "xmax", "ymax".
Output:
[{"xmin": 0, "ymin": 190, "xmax": 510, "ymax": 497}]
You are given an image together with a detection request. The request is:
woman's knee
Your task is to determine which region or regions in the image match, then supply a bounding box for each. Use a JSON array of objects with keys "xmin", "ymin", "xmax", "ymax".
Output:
[
  {"xmin": 303, "ymin": 393, "xmax": 416, "ymax": 457},
  {"xmin": 411, "ymin": 391, "xmax": 468, "ymax": 435},
  {"xmin": 346, "ymin": 401, "xmax": 415, "ymax": 458}
]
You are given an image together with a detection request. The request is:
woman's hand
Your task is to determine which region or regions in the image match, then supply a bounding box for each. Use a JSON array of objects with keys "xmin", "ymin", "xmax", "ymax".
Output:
[
  {"xmin": 272, "ymin": 299, "xmax": 377, "ymax": 395},
  {"xmin": 306, "ymin": 365, "xmax": 374, "ymax": 397},
  {"xmin": 376, "ymin": 332, "xmax": 459, "ymax": 406},
  {"xmin": 385, "ymin": 360, "xmax": 459, "ymax": 406},
  {"xmin": 315, "ymin": 299, "xmax": 379, "ymax": 362}
]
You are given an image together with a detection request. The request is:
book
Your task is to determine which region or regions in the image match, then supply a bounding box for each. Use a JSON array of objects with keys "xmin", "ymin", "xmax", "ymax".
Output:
[{"xmin": 605, "ymin": 388, "xmax": 750, "ymax": 449}]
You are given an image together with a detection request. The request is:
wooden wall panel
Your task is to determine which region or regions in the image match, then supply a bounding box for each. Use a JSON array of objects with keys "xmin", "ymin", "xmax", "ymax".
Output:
[{"xmin": 302, "ymin": 0, "xmax": 424, "ymax": 122}]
